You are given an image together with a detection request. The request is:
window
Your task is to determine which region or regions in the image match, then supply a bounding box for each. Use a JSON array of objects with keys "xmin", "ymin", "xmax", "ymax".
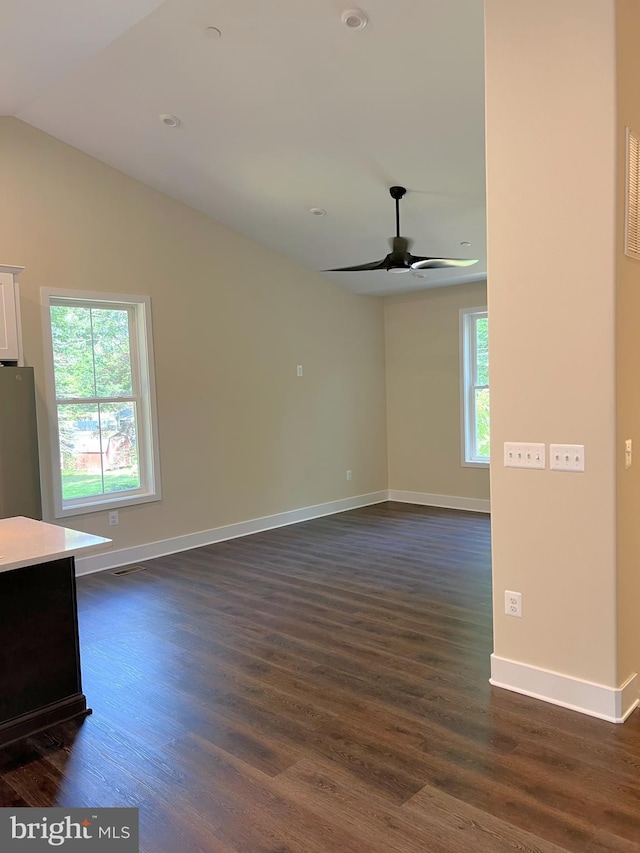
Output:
[
  {"xmin": 42, "ymin": 290, "xmax": 161, "ymax": 517},
  {"xmin": 460, "ymin": 307, "xmax": 490, "ymax": 465}
]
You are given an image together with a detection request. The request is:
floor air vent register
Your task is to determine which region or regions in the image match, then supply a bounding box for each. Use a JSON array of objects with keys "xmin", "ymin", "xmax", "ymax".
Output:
[{"xmin": 112, "ymin": 566, "xmax": 146, "ymax": 576}]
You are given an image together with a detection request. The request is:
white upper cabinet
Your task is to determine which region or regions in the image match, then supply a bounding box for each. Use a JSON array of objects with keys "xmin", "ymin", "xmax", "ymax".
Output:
[{"xmin": 0, "ymin": 265, "xmax": 24, "ymax": 364}]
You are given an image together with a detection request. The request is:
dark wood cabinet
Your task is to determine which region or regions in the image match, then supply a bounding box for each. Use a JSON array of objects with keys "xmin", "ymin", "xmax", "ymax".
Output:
[
  {"xmin": 0, "ymin": 557, "xmax": 88, "ymax": 746},
  {"xmin": 0, "ymin": 516, "xmax": 110, "ymax": 747}
]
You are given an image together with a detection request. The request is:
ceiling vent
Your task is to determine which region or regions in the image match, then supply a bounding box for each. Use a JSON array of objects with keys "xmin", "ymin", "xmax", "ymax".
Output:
[{"xmin": 625, "ymin": 128, "xmax": 640, "ymax": 260}]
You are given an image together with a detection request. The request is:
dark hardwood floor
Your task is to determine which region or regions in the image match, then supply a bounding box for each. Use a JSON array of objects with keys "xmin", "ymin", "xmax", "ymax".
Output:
[{"xmin": 1, "ymin": 502, "xmax": 639, "ymax": 852}]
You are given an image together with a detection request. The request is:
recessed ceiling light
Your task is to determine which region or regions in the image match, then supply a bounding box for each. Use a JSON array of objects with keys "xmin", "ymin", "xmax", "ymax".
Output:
[
  {"xmin": 159, "ymin": 114, "xmax": 180, "ymax": 128},
  {"xmin": 341, "ymin": 8, "xmax": 369, "ymax": 29},
  {"xmin": 460, "ymin": 241, "xmax": 471, "ymax": 246},
  {"xmin": 309, "ymin": 207, "xmax": 327, "ymax": 216},
  {"xmin": 205, "ymin": 26, "xmax": 222, "ymax": 39}
]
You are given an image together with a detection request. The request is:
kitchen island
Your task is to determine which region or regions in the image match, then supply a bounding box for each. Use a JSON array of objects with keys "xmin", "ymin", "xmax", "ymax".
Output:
[{"xmin": 0, "ymin": 516, "xmax": 111, "ymax": 748}]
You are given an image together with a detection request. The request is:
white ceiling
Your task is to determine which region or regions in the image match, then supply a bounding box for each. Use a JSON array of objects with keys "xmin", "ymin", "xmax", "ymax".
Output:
[{"xmin": 4, "ymin": 0, "xmax": 487, "ymax": 296}]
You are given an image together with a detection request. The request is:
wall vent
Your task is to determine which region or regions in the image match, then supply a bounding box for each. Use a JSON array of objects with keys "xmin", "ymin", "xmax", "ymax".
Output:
[
  {"xmin": 112, "ymin": 565, "xmax": 146, "ymax": 576},
  {"xmin": 625, "ymin": 128, "xmax": 640, "ymax": 260}
]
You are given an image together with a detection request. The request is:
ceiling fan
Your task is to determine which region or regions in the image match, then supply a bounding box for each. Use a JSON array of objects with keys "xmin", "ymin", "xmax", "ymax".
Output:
[{"xmin": 324, "ymin": 186, "xmax": 479, "ymax": 274}]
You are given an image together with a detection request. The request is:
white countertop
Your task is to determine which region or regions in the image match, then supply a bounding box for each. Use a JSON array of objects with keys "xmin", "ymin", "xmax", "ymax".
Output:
[{"xmin": 0, "ymin": 516, "xmax": 112, "ymax": 573}]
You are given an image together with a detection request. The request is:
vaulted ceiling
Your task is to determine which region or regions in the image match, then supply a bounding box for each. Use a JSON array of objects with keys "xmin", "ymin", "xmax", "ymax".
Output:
[{"xmin": 2, "ymin": 0, "xmax": 486, "ymax": 295}]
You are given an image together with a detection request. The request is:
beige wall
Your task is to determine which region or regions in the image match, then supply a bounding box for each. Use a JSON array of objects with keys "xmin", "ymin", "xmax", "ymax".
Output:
[
  {"xmin": 0, "ymin": 118, "xmax": 388, "ymax": 551},
  {"xmin": 616, "ymin": 0, "xmax": 640, "ymax": 685},
  {"xmin": 485, "ymin": 1, "xmax": 619, "ymax": 685},
  {"xmin": 384, "ymin": 282, "xmax": 490, "ymax": 501}
]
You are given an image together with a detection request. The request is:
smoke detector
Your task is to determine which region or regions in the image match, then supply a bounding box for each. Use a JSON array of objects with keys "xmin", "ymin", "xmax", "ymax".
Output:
[{"xmin": 341, "ymin": 9, "xmax": 368, "ymax": 29}]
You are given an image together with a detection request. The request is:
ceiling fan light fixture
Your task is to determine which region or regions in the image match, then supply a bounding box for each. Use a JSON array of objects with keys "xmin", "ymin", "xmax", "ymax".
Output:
[
  {"xmin": 341, "ymin": 8, "xmax": 368, "ymax": 29},
  {"xmin": 388, "ymin": 267, "xmax": 411, "ymax": 274}
]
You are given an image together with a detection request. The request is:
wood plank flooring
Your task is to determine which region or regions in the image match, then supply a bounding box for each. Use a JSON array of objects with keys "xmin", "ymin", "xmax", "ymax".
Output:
[{"xmin": 1, "ymin": 502, "xmax": 639, "ymax": 852}]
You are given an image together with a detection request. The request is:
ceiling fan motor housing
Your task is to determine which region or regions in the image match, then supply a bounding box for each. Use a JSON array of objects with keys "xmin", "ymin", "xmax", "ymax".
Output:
[{"xmin": 388, "ymin": 236, "xmax": 411, "ymax": 269}]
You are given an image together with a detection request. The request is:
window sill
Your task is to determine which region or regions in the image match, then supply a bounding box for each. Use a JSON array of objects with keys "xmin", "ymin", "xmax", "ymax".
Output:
[
  {"xmin": 461, "ymin": 459, "xmax": 490, "ymax": 469},
  {"xmin": 54, "ymin": 491, "xmax": 161, "ymax": 519}
]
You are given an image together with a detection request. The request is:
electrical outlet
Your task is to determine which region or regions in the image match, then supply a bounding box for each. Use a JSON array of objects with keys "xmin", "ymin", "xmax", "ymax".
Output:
[
  {"xmin": 504, "ymin": 442, "xmax": 545, "ymax": 469},
  {"xmin": 108, "ymin": 510, "xmax": 119, "ymax": 526},
  {"xmin": 504, "ymin": 590, "xmax": 522, "ymax": 617},
  {"xmin": 549, "ymin": 444, "xmax": 585, "ymax": 472},
  {"xmin": 625, "ymin": 439, "xmax": 633, "ymax": 469},
  {"xmin": 296, "ymin": 365, "xmax": 303, "ymax": 377},
  {"xmin": 346, "ymin": 469, "xmax": 352, "ymax": 481}
]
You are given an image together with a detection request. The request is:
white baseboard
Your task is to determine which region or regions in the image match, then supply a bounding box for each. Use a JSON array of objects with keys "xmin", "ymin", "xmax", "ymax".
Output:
[
  {"xmin": 388, "ymin": 490, "xmax": 490, "ymax": 514},
  {"xmin": 490, "ymin": 654, "xmax": 639, "ymax": 724},
  {"xmin": 75, "ymin": 491, "xmax": 388, "ymax": 576}
]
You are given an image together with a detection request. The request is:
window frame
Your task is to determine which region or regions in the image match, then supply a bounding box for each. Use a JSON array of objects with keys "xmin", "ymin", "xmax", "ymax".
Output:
[
  {"xmin": 460, "ymin": 306, "xmax": 490, "ymax": 467},
  {"xmin": 41, "ymin": 288, "xmax": 161, "ymax": 518}
]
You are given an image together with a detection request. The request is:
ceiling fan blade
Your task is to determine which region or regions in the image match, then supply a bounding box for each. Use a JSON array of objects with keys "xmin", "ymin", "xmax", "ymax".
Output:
[
  {"xmin": 323, "ymin": 259, "xmax": 387, "ymax": 272},
  {"xmin": 410, "ymin": 257, "xmax": 479, "ymax": 269}
]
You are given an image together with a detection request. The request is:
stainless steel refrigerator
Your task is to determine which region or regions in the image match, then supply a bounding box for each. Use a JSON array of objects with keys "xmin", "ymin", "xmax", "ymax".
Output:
[{"xmin": 0, "ymin": 367, "xmax": 42, "ymax": 519}]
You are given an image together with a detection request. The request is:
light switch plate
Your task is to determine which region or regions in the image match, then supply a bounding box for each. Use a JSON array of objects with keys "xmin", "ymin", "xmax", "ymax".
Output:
[
  {"xmin": 549, "ymin": 444, "xmax": 585, "ymax": 472},
  {"xmin": 504, "ymin": 442, "xmax": 545, "ymax": 469}
]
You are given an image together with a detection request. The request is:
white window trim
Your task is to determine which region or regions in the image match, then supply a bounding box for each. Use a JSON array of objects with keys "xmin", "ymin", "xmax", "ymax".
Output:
[
  {"xmin": 41, "ymin": 288, "xmax": 162, "ymax": 518},
  {"xmin": 460, "ymin": 306, "xmax": 489, "ymax": 468}
]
